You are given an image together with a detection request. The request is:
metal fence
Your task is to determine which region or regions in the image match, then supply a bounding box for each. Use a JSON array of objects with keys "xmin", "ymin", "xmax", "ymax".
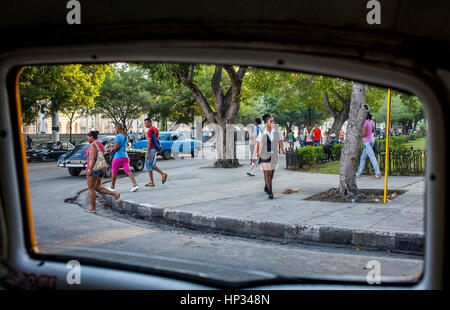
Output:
[
  {"xmin": 285, "ymin": 147, "xmax": 299, "ymax": 170},
  {"xmin": 286, "ymin": 146, "xmax": 426, "ymax": 176},
  {"xmin": 364, "ymin": 148, "xmax": 426, "ymax": 176}
]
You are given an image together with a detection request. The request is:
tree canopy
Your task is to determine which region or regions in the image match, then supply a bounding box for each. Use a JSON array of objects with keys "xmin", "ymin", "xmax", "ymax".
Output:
[{"xmin": 19, "ymin": 64, "xmax": 111, "ymax": 125}]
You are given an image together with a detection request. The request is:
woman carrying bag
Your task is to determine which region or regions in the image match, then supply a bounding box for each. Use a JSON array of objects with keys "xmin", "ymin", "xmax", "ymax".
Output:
[{"xmin": 85, "ymin": 131, "xmax": 120, "ymax": 213}]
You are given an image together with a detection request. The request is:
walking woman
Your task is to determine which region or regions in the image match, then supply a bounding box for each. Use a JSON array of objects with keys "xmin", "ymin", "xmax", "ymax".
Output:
[
  {"xmin": 85, "ymin": 130, "xmax": 120, "ymax": 213},
  {"xmin": 356, "ymin": 113, "xmax": 382, "ymax": 179},
  {"xmin": 253, "ymin": 114, "xmax": 286, "ymax": 199},
  {"xmin": 305, "ymin": 126, "xmax": 314, "ymax": 146}
]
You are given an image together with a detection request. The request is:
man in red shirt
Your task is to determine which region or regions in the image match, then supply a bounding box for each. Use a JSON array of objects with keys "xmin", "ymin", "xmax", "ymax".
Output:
[
  {"xmin": 312, "ymin": 124, "xmax": 322, "ymax": 146},
  {"xmin": 144, "ymin": 118, "xmax": 167, "ymax": 187}
]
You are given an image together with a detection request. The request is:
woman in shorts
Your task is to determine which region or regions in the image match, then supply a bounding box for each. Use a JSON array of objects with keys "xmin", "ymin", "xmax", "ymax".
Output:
[
  {"xmin": 254, "ymin": 114, "xmax": 286, "ymax": 199},
  {"xmin": 85, "ymin": 131, "xmax": 120, "ymax": 213}
]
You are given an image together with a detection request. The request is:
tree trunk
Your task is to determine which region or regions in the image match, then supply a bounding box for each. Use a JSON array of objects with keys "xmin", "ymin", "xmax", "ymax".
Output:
[
  {"xmin": 176, "ymin": 64, "xmax": 246, "ymax": 168},
  {"xmin": 51, "ymin": 111, "xmax": 59, "ymax": 142},
  {"xmin": 69, "ymin": 119, "xmax": 73, "ymax": 144},
  {"xmin": 323, "ymin": 90, "xmax": 350, "ymax": 144},
  {"xmin": 325, "ymin": 112, "xmax": 348, "ymax": 144},
  {"xmin": 338, "ymin": 82, "xmax": 369, "ymax": 201},
  {"xmin": 308, "ymin": 108, "xmax": 312, "ymax": 127},
  {"xmin": 214, "ymin": 122, "xmax": 239, "ymax": 168}
]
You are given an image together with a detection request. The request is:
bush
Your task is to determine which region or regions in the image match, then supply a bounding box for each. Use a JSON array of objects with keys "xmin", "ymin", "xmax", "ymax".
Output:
[
  {"xmin": 419, "ymin": 123, "xmax": 426, "ymax": 135},
  {"xmin": 374, "ymin": 136, "xmax": 407, "ymax": 152},
  {"xmin": 409, "ymin": 133, "xmax": 418, "ymax": 141},
  {"xmin": 331, "ymin": 143, "xmax": 344, "ymax": 160},
  {"xmin": 297, "ymin": 146, "xmax": 324, "ymax": 168}
]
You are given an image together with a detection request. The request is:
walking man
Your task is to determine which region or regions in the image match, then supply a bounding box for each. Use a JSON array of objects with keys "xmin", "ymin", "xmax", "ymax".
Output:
[
  {"xmin": 129, "ymin": 131, "xmax": 135, "ymax": 145},
  {"xmin": 312, "ymin": 124, "xmax": 322, "ymax": 146},
  {"xmin": 144, "ymin": 118, "xmax": 168, "ymax": 186},
  {"xmin": 26, "ymin": 135, "xmax": 33, "ymax": 150},
  {"xmin": 247, "ymin": 118, "xmax": 262, "ymax": 176},
  {"xmin": 108, "ymin": 123, "xmax": 139, "ymax": 192},
  {"xmin": 299, "ymin": 129, "xmax": 305, "ymax": 147},
  {"xmin": 356, "ymin": 113, "xmax": 382, "ymax": 179}
]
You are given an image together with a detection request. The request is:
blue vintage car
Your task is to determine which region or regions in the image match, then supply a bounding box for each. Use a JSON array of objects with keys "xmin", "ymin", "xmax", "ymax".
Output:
[{"xmin": 132, "ymin": 131, "xmax": 202, "ymax": 160}]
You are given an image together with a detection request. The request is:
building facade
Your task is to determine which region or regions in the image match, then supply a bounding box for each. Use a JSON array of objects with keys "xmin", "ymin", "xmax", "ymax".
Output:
[{"xmin": 22, "ymin": 112, "xmax": 150, "ymax": 135}]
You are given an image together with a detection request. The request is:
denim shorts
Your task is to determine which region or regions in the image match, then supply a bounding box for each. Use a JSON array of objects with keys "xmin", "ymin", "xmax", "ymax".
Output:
[
  {"xmin": 145, "ymin": 148, "xmax": 157, "ymax": 171},
  {"xmin": 88, "ymin": 169, "xmax": 105, "ymax": 178}
]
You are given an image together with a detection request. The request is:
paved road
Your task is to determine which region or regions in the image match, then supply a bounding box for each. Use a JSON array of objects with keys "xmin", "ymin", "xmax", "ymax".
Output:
[{"xmin": 27, "ymin": 158, "xmax": 424, "ymax": 285}]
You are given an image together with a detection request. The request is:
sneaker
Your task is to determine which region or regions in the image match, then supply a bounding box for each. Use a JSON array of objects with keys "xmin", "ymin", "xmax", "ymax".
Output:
[
  {"xmin": 247, "ymin": 172, "xmax": 255, "ymax": 177},
  {"xmin": 130, "ymin": 186, "xmax": 139, "ymax": 192},
  {"xmin": 162, "ymin": 174, "xmax": 168, "ymax": 184}
]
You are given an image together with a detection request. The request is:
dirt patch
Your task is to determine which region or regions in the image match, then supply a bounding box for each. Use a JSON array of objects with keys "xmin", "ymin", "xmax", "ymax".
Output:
[
  {"xmin": 283, "ymin": 189, "xmax": 300, "ymax": 194},
  {"xmin": 305, "ymin": 188, "xmax": 407, "ymax": 203}
]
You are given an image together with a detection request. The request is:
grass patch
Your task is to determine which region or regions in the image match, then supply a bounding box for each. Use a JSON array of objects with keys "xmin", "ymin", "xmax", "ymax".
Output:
[
  {"xmin": 405, "ymin": 137, "xmax": 426, "ymax": 150},
  {"xmin": 301, "ymin": 160, "xmax": 340, "ymax": 174}
]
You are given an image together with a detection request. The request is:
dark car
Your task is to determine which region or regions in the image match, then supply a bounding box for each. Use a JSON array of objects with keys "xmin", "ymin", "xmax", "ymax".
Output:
[
  {"xmin": 57, "ymin": 135, "xmax": 145, "ymax": 177},
  {"xmin": 26, "ymin": 141, "xmax": 74, "ymax": 162}
]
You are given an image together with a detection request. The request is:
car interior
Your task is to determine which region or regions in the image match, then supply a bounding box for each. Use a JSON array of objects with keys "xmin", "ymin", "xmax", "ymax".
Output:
[{"xmin": 0, "ymin": 0, "xmax": 449, "ymax": 292}]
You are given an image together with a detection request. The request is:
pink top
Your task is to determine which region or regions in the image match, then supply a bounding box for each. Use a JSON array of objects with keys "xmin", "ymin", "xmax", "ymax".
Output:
[
  {"xmin": 363, "ymin": 119, "xmax": 374, "ymax": 143},
  {"xmin": 86, "ymin": 140, "xmax": 105, "ymax": 172}
]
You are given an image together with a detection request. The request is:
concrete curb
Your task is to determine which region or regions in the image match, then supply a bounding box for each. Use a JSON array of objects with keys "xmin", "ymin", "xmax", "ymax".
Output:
[{"xmin": 99, "ymin": 193, "xmax": 424, "ymax": 255}]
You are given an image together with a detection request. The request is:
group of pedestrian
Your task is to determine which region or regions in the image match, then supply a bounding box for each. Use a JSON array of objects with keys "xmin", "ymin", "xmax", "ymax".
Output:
[
  {"xmin": 83, "ymin": 111, "xmax": 380, "ymax": 211},
  {"xmin": 289, "ymin": 124, "xmax": 323, "ymax": 147},
  {"xmin": 84, "ymin": 119, "xmax": 168, "ymax": 213},
  {"xmin": 299, "ymin": 124, "xmax": 322, "ymax": 146}
]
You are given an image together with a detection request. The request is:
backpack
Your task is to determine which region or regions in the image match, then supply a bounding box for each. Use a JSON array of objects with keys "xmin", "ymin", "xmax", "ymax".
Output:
[{"xmin": 150, "ymin": 128, "xmax": 161, "ymax": 152}]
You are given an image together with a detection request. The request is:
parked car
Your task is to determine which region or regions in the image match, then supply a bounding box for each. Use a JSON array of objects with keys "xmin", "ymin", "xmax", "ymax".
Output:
[
  {"xmin": 133, "ymin": 131, "xmax": 202, "ymax": 160},
  {"xmin": 26, "ymin": 141, "xmax": 74, "ymax": 162},
  {"xmin": 57, "ymin": 135, "xmax": 146, "ymax": 177},
  {"xmin": 202, "ymin": 131, "xmax": 215, "ymax": 143}
]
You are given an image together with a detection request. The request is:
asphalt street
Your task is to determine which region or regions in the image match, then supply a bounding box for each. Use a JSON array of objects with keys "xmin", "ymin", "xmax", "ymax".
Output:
[{"xmin": 27, "ymin": 156, "xmax": 424, "ymax": 285}]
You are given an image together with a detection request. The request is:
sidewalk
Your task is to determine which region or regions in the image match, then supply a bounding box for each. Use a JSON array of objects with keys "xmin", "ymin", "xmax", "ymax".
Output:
[{"xmin": 86, "ymin": 158, "xmax": 425, "ymax": 254}]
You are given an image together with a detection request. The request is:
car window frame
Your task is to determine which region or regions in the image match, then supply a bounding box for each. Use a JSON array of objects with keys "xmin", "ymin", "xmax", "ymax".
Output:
[{"xmin": 0, "ymin": 44, "xmax": 447, "ymax": 290}]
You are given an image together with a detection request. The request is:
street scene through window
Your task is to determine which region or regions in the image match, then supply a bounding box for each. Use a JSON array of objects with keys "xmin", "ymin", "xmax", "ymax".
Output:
[{"xmin": 21, "ymin": 62, "xmax": 426, "ymax": 285}]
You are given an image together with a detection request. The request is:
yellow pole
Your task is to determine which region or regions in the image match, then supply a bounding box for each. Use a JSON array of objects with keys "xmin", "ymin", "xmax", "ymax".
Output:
[{"xmin": 383, "ymin": 89, "xmax": 392, "ymax": 204}]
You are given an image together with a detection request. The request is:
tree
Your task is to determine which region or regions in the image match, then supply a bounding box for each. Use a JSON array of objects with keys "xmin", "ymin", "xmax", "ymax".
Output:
[
  {"xmin": 142, "ymin": 83, "xmax": 203, "ymax": 130},
  {"xmin": 374, "ymin": 92, "xmax": 424, "ymax": 132},
  {"xmin": 244, "ymin": 70, "xmax": 384, "ymax": 143},
  {"xmin": 140, "ymin": 63, "xmax": 248, "ymax": 167},
  {"xmin": 60, "ymin": 104, "xmax": 87, "ymax": 144},
  {"xmin": 94, "ymin": 64, "xmax": 150, "ymax": 133},
  {"xmin": 236, "ymin": 93, "xmax": 325, "ymax": 134},
  {"xmin": 19, "ymin": 64, "xmax": 111, "ymax": 141},
  {"xmin": 338, "ymin": 82, "xmax": 370, "ymax": 200}
]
